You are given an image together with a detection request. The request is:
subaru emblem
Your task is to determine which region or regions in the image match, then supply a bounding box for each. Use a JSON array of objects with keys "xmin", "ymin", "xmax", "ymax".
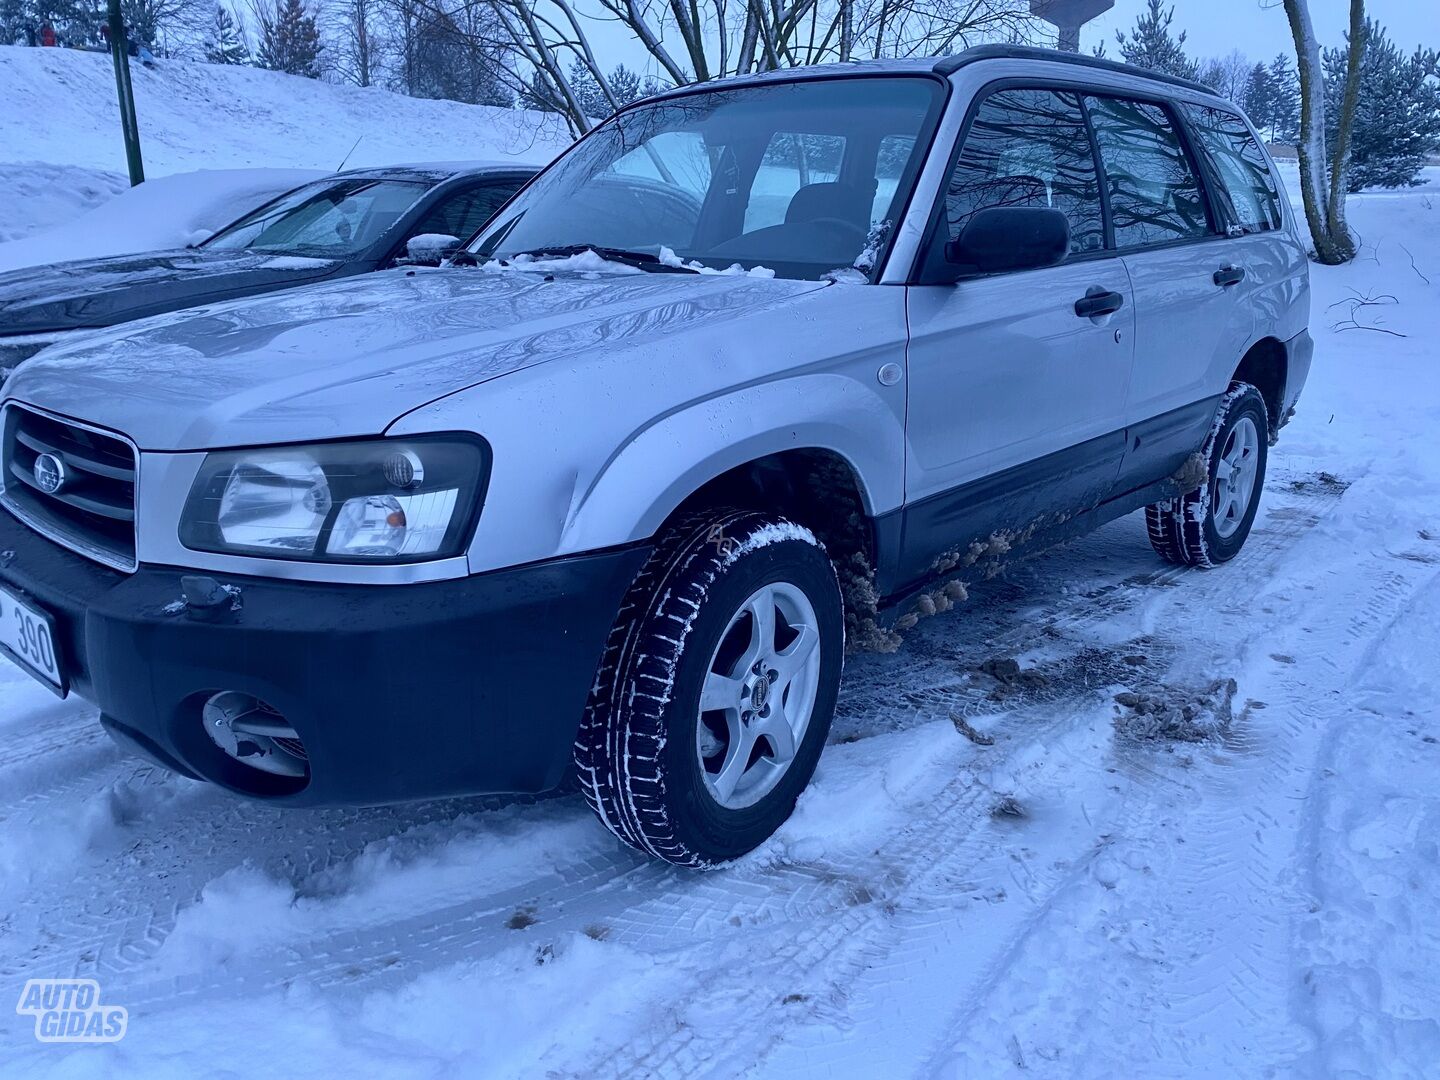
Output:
[{"xmin": 33, "ymin": 453, "xmax": 67, "ymax": 496}]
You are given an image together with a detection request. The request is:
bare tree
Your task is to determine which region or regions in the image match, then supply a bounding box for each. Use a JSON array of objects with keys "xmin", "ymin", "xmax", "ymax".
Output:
[
  {"xmin": 334, "ymin": 0, "xmax": 381, "ymax": 85},
  {"xmin": 485, "ymin": 0, "xmax": 1039, "ymax": 136},
  {"xmin": 1282, "ymin": 0, "xmax": 1366, "ymax": 264},
  {"xmin": 1198, "ymin": 49, "xmax": 1251, "ymax": 104}
]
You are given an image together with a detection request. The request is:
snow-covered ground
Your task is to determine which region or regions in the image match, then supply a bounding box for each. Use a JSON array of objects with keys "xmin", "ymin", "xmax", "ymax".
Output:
[{"xmin": 1, "ymin": 133, "xmax": 1438, "ymax": 1076}]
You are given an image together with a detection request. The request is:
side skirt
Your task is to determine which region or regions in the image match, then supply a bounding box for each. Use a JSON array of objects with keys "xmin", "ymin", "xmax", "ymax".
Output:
[{"xmin": 874, "ymin": 474, "xmax": 1191, "ymax": 627}]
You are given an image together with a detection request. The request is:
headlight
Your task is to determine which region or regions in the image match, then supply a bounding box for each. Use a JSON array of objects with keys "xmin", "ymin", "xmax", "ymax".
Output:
[{"xmin": 180, "ymin": 436, "xmax": 488, "ymax": 563}]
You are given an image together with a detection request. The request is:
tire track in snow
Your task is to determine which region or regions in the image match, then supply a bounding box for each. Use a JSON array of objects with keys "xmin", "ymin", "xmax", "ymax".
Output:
[{"xmin": 745, "ymin": 541, "xmax": 1430, "ymax": 1077}]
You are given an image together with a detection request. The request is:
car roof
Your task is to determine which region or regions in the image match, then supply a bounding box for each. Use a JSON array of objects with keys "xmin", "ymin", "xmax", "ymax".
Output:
[
  {"xmin": 332, "ymin": 162, "xmax": 540, "ymax": 184},
  {"xmin": 643, "ymin": 44, "xmax": 1222, "ymax": 104}
]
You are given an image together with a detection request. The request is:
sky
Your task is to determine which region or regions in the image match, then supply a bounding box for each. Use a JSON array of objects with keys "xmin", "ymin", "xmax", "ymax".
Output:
[
  {"xmin": 1081, "ymin": 0, "xmax": 1434, "ymax": 61},
  {"xmin": 579, "ymin": 0, "xmax": 1436, "ymax": 81}
]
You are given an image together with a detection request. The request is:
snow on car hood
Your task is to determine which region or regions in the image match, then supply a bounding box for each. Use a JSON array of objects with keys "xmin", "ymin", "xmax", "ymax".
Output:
[
  {"xmin": 0, "ymin": 248, "xmax": 340, "ymax": 334},
  {"xmin": 3, "ymin": 266, "xmax": 829, "ymax": 451}
]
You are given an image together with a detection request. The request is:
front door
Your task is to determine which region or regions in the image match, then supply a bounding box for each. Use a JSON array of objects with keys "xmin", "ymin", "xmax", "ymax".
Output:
[{"xmin": 900, "ymin": 87, "xmax": 1135, "ymax": 588}]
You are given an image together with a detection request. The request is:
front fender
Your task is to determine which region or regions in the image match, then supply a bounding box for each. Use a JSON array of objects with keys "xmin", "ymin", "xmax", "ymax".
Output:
[
  {"xmin": 560, "ymin": 371, "xmax": 904, "ymax": 557},
  {"xmin": 389, "ymin": 281, "xmax": 909, "ymax": 574}
]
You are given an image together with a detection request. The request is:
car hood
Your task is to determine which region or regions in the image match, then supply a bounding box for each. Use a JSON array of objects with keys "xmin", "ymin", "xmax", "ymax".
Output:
[
  {"xmin": 4, "ymin": 266, "xmax": 829, "ymax": 451},
  {"xmin": 0, "ymin": 249, "xmax": 341, "ymax": 335}
]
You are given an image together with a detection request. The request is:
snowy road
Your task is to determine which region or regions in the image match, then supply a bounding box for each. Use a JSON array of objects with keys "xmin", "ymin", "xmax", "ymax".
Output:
[{"xmin": 2, "ymin": 188, "xmax": 1438, "ymax": 1077}]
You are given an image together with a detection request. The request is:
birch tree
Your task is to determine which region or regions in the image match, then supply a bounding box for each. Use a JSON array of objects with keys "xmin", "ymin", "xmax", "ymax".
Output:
[{"xmin": 1282, "ymin": 0, "xmax": 1366, "ymax": 264}]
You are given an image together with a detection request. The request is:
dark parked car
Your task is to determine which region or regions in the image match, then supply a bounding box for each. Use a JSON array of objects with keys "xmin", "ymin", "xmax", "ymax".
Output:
[{"xmin": 0, "ymin": 163, "xmax": 537, "ymax": 375}]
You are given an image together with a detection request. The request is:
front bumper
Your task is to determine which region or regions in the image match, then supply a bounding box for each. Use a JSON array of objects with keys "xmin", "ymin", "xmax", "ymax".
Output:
[{"xmin": 0, "ymin": 510, "xmax": 648, "ymax": 806}]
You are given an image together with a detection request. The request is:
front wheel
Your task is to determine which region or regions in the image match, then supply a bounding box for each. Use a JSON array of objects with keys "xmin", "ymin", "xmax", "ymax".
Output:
[
  {"xmin": 575, "ymin": 509, "xmax": 844, "ymax": 867},
  {"xmin": 1146, "ymin": 382, "xmax": 1269, "ymax": 567}
]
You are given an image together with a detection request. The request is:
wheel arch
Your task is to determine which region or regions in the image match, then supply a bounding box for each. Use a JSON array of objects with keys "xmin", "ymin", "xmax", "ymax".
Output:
[
  {"xmin": 557, "ymin": 373, "xmax": 903, "ymax": 562},
  {"xmin": 1231, "ymin": 336, "xmax": 1287, "ymax": 438}
]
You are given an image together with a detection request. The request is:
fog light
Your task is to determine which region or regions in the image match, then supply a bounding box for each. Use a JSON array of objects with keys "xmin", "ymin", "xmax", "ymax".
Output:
[{"xmin": 202, "ymin": 692, "xmax": 308, "ymax": 778}]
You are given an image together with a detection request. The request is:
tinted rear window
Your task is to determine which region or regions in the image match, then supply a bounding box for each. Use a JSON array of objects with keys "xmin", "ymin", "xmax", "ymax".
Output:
[{"xmin": 1181, "ymin": 105, "xmax": 1283, "ymax": 234}]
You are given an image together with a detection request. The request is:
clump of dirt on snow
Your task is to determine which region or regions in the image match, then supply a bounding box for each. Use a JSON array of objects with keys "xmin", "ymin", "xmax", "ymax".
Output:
[{"xmin": 1112, "ymin": 678, "xmax": 1238, "ymax": 742}]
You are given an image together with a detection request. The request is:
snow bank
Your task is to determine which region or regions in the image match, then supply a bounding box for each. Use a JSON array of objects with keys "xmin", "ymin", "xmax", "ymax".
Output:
[
  {"xmin": 0, "ymin": 167, "xmax": 324, "ymax": 272},
  {"xmin": 0, "ymin": 161, "xmax": 129, "ymax": 244},
  {"xmin": 0, "ymin": 45, "xmax": 569, "ymax": 175},
  {"xmin": 0, "ymin": 44, "xmax": 571, "ymax": 269}
]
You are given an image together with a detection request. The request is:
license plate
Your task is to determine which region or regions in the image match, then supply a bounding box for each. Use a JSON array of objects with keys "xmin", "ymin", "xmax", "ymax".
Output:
[{"xmin": 0, "ymin": 585, "xmax": 64, "ymax": 692}]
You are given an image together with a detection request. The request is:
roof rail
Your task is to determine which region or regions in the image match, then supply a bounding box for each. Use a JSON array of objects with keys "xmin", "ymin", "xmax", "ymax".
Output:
[{"xmin": 933, "ymin": 44, "xmax": 1219, "ymax": 97}]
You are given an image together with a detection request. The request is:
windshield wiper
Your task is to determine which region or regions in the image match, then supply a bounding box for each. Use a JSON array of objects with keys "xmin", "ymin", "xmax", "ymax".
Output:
[{"xmin": 503, "ymin": 245, "xmax": 699, "ymax": 274}]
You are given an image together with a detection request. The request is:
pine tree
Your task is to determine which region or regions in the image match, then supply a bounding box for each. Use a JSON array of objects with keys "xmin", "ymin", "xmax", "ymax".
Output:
[
  {"xmin": 1325, "ymin": 21, "xmax": 1440, "ymax": 192},
  {"xmin": 205, "ymin": 4, "xmax": 249, "ymax": 65},
  {"xmin": 1114, "ymin": 0, "xmax": 1199, "ymax": 81},
  {"xmin": 1242, "ymin": 54, "xmax": 1300, "ymax": 143},
  {"xmin": 1243, "ymin": 62, "xmax": 1275, "ymax": 134},
  {"xmin": 1266, "ymin": 53, "xmax": 1301, "ymax": 142},
  {"xmin": 257, "ymin": 0, "xmax": 322, "ymax": 79}
]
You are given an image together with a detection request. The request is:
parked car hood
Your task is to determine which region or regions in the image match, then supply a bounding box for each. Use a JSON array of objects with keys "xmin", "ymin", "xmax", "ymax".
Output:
[
  {"xmin": 0, "ymin": 249, "xmax": 341, "ymax": 335},
  {"xmin": 4, "ymin": 266, "xmax": 829, "ymax": 451}
]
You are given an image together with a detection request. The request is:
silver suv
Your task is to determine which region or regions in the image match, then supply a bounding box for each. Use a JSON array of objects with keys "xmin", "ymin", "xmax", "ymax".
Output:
[{"xmin": 0, "ymin": 46, "xmax": 1310, "ymax": 867}]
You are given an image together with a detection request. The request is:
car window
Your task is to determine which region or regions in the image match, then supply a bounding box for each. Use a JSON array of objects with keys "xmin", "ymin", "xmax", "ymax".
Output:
[
  {"xmin": 1085, "ymin": 96, "xmax": 1211, "ymax": 248},
  {"xmin": 609, "ymin": 130, "xmax": 715, "ymax": 199},
  {"xmin": 745, "ymin": 133, "xmax": 847, "ymax": 232},
  {"xmin": 945, "ymin": 88, "xmax": 1105, "ymax": 256},
  {"xmin": 472, "ymin": 77, "xmax": 945, "ymax": 281},
  {"xmin": 407, "ymin": 183, "xmax": 519, "ymax": 245},
  {"xmin": 1179, "ymin": 105, "xmax": 1282, "ymax": 234},
  {"xmin": 204, "ymin": 179, "xmax": 428, "ymax": 257},
  {"xmin": 871, "ymin": 135, "xmax": 916, "ymax": 227}
]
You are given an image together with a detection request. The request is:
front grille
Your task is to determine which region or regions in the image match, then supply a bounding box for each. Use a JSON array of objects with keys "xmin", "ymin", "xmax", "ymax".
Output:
[{"xmin": 1, "ymin": 404, "xmax": 138, "ymax": 571}]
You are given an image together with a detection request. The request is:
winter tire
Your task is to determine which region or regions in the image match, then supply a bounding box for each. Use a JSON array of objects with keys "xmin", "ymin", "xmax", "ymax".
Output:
[
  {"xmin": 1146, "ymin": 382, "xmax": 1269, "ymax": 567},
  {"xmin": 575, "ymin": 509, "xmax": 845, "ymax": 867}
]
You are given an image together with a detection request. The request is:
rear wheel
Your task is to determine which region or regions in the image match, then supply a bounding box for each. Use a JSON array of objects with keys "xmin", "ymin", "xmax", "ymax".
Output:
[
  {"xmin": 574, "ymin": 509, "xmax": 844, "ymax": 867},
  {"xmin": 1146, "ymin": 382, "xmax": 1269, "ymax": 567}
]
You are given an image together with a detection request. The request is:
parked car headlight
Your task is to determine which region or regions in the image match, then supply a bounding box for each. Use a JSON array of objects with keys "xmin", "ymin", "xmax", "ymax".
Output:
[{"xmin": 179, "ymin": 437, "xmax": 488, "ymax": 562}]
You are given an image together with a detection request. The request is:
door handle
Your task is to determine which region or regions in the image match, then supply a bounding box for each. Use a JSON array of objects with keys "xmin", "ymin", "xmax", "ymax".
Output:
[
  {"xmin": 1074, "ymin": 289, "xmax": 1125, "ymax": 319},
  {"xmin": 1213, "ymin": 265, "xmax": 1246, "ymax": 287}
]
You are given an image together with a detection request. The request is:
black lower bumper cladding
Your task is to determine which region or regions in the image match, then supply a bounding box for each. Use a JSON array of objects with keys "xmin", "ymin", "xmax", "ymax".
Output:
[{"xmin": 0, "ymin": 510, "xmax": 648, "ymax": 806}]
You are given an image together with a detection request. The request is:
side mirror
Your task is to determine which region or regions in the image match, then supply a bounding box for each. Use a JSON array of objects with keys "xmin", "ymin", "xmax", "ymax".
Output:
[
  {"xmin": 942, "ymin": 207, "xmax": 1070, "ymax": 280},
  {"xmin": 403, "ymin": 233, "xmax": 462, "ymax": 267}
]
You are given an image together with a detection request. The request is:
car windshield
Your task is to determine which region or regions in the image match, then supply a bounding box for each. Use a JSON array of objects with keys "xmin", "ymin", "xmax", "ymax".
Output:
[
  {"xmin": 202, "ymin": 178, "xmax": 429, "ymax": 258},
  {"xmin": 472, "ymin": 76, "xmax": 944, "ymax": 281}
]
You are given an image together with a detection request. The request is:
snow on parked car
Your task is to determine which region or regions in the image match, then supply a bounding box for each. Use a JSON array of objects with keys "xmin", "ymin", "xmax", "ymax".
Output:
[{"xmin": 0, "ymin": 164, "xmax": 537, "ymax": 376}]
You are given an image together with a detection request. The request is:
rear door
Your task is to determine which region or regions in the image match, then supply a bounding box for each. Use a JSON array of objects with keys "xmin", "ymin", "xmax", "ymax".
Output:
[
  {"xmin": 1084, "ymin": 94, "xmax": 1252, "ymax": 490},
  {"xmin": 901, "ymin": 87, "xmax": 1135, "ymax": 588}
]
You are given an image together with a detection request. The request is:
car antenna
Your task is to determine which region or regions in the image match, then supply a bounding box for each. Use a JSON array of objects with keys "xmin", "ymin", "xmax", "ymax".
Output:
[{"xmin": 335, "ymin": 136, "xmax": 363, "ymax": 173}]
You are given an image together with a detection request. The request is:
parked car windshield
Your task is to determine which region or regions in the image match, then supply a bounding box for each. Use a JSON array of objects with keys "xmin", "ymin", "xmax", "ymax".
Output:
[
  {"xmin": 202, "ymin": 178, "xmax": 429, "ymax": 258},
  {"xmin": 472, "ymin": 76, "xmax": 944, "ymax": 281}
]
